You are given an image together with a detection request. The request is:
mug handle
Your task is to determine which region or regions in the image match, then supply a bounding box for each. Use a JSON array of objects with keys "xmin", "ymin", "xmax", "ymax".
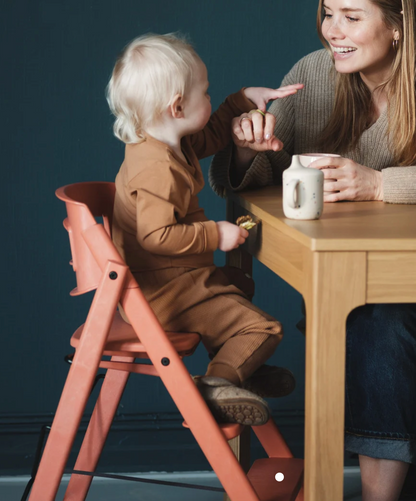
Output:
[{"xmin": 287, "ymin": 179, "xmax": 300, "ymax": 209}]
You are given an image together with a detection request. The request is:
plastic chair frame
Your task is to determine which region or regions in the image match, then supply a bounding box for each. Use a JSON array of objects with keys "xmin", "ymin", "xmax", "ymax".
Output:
[{"xmin": 27, "ymin": 182, "xmax": 303, "ymax": 501}]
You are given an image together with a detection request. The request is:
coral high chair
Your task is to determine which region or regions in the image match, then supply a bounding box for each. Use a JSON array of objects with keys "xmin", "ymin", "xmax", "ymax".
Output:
[{"xmin": 28, "ymin": 181, "xmax": 304, "ymax": 501}]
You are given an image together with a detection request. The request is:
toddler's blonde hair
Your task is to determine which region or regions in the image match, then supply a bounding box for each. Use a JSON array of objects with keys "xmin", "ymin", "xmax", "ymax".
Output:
[{"xmin": 106, "ymin": 33, "xmax": 200, "ymax": 144}]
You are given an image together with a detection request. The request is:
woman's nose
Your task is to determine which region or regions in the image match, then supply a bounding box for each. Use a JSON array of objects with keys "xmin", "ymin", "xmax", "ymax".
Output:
[{"xmin": 326, "ymin": 19, "xmax": 344, "ymax": 39}]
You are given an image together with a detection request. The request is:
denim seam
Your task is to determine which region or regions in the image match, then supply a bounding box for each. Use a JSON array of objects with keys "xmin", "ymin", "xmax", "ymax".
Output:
[{"xmin": 346, "ymin": 430, "xmax": 416, "ymax": 441}]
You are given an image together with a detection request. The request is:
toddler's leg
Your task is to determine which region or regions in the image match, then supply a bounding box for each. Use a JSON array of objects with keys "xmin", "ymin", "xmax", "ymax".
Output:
[
  {"xmin": 133, "ymin": 266, "xmax": 289, "ymax": 425},
  {"xmin": 202, "ymin": 289, "xmax": 283, "ymax": 385},
  {"xmin": 206, "ymin": 331, "xmax": 280, "ymax": 384}
]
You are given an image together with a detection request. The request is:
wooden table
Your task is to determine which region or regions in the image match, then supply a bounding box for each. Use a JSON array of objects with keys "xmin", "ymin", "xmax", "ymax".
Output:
[{"xmin": 226, "ymin": 186, "xmax": 416, "ymax": 501}]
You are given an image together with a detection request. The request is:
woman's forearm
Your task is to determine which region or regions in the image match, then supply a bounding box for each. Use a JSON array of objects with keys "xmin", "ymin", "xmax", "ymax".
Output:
[{"xmin": 230, "ymin": 145, "xmax": 257, "ymax": 186}]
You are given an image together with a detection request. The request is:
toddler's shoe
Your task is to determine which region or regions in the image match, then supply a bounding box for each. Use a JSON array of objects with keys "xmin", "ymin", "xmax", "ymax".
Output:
[
  {"xmin": 194, "ymin": 376, "xmax": 270, "ymax": 426},
  {"xmin": 242, "ymin": 365, "xmax": 296, "ymax": 398}
]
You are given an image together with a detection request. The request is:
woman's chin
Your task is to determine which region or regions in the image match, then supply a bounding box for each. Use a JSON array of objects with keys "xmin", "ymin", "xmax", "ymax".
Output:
[{"xmin": 333, "ymin": 61, "xmax": 358, "ymax": 74}]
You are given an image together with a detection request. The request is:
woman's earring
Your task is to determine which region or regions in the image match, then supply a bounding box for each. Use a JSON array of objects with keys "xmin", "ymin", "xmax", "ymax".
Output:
[{"xmin": 393, "ymin": 37, "xmax": 399, "ymax": 51}]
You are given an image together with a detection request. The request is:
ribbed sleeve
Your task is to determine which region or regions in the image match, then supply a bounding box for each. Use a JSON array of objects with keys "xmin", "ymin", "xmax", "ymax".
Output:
[
  {"xmin": 383, "ymin": 167, "xmax": 416, "ymax": 204},
  {"xmin": 209, "ymin": 49, "xmax": 416, "ymax": 205}
]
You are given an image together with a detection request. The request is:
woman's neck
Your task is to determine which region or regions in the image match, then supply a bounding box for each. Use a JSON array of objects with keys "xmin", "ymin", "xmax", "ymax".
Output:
[
  {"xmin": 358, "ymin": 73, "xmax": 390, "ymax": 123},
  {"xmin": 371, "ymin": 88, "xmax": 388, "ymax": 122}
]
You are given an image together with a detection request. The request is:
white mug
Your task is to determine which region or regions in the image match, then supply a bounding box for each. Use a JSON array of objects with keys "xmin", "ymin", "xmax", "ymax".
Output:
[
  {"xmin": 299, "ymin": 153, "xmax": 341, "ymax": 195},
  {"xmin": 282, "ymin": 155, "xmax": 324, "ymax": 220},
  {"xmin": 298, "ymin": 153, "xmax": 341, "ymax": 167}
]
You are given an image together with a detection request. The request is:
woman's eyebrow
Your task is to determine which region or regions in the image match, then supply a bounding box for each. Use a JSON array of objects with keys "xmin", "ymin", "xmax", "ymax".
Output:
[{"xmin": 323, "ymin": 4, "xmax": 365, "ymax": 12}]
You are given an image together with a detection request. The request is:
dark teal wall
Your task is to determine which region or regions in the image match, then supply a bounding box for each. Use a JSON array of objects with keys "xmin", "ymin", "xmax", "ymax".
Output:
[{"xmin": 1, "ymin": 0, "xmax": 322, "ymax": 474}]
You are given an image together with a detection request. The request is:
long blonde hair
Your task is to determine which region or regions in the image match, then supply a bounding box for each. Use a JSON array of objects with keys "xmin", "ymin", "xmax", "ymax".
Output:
[{"xmin": 317, "ymin": 0, "xmax": 416, "ymax": 165}]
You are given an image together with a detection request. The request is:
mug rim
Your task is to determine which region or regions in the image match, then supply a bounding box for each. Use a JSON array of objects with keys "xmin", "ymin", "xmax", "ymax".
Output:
[{"xmin": 299, "ymin": 153, "xmax": 341, "ymax": 158}]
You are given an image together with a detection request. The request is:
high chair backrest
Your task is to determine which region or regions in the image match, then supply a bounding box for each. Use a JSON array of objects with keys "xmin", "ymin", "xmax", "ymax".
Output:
[{"xmin": 55, "ymin": 182, "xmax": 116, "ymax": 296}]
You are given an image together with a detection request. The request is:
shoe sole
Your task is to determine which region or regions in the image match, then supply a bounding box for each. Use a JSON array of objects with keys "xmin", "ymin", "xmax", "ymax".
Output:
[{"xmin": 206, "ymin": 397, "xmax": 270, "ymax": 426}]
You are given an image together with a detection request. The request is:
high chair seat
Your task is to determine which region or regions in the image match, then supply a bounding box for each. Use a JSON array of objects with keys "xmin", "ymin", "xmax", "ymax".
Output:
[{"xmin": 71, "ymin": 311, "xmax": 200, "ymax": 357}]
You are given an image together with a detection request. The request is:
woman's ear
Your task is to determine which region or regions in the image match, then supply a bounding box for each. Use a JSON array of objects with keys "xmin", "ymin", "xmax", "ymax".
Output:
[{"xmin": 169, "ymin": 94, "xmax": 184, "ymax": 119}]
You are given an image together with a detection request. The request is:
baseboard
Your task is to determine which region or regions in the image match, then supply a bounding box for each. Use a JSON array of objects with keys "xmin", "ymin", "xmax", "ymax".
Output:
[{"xmin": 0, "ymin": 410, "xmax": 305, "ymax": 476}]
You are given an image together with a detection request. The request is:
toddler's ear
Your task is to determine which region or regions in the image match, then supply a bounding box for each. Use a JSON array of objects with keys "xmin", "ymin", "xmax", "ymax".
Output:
[{"xmin": 169, "ymin": 94, "xmax": 184, "ymax": 119}]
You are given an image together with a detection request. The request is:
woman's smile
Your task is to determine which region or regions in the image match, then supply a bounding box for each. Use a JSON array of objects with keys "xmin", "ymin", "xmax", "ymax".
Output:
[{"xmin": 331, "ymin": 44, "xmax": 357, "ymax": 59}]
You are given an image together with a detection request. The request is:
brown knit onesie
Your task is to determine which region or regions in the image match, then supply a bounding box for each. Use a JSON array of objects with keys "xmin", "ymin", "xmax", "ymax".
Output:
[{"xmin": 112, "ymin": 90, "xmax": 283, "ymax": 386}]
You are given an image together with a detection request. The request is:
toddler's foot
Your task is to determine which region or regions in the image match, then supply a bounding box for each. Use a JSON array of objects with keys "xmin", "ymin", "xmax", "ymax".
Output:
[
  {"xmin": 242, "ymin": 365, "xmax": 296, "ymax": 398},
  {"xmin": 194, "ymin": 376, "xmax": 270, "ymax": 426}
]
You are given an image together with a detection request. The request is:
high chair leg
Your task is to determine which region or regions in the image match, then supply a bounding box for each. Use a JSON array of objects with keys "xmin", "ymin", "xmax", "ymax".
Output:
[
  {"xmin": 253, "ymin": 419, "xmax": 293, "ymax": 459},
  {"xmin": 123, "ymin": 289, "xmax": 261, "ymax": 501},
  {"xmin": 28, "ymin": 261, "xmax": 127, "ymax": 501},
  {"xmin": 63, "ymin": 357, "xmax": 133, "ymax": 501}
]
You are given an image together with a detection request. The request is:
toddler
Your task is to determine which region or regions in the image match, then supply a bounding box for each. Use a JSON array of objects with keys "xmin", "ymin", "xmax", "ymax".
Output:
[{"xmin": 107, "ymin": 33, "xmax": 300, "ymax": 425}]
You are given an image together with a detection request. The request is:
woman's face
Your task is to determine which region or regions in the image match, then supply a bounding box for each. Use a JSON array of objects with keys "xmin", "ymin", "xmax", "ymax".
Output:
[{"xmin": 321, "ymin": 0, "xmax": 397, "ymax": 88}]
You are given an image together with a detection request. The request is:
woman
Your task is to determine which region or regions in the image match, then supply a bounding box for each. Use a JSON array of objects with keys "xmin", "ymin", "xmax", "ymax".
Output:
[{"xmin": 210, "ymin": 1, "xmax": 416, "ymax": 500}]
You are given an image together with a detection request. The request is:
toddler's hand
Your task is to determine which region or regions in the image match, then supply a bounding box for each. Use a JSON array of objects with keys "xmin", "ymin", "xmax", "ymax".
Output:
[
  {"xmin": 216, "ymin": 221, "xmax": 249, "ymax": 252},
  {"xmin": 243, "ymin": 84, "xmax": 304, "ymax": 112}
]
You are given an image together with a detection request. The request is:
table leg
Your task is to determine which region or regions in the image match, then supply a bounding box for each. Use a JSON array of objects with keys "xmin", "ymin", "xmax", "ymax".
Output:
[
  {"xmin": 223, "ymin": 200, "xmax": 252, "ymax": 501},
  {"xmin": 303, "ymin": 251, "xmax": 366, "ymax": 501}
]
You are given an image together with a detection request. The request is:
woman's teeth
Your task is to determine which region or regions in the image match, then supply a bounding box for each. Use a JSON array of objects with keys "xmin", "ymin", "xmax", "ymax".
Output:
[{"xmin": 333, "ymin": 47, "xmax": 357, "ymax": 53}]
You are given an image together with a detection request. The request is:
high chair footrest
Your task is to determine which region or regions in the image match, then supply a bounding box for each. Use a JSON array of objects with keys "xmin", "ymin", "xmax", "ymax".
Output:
[
  {"xmin": 247, "ymin": 458, "xmax": 304, "ymax": 501},
  {"xmin": 182, "ymin": 420, "xmax": 244, "ymax": 440}
]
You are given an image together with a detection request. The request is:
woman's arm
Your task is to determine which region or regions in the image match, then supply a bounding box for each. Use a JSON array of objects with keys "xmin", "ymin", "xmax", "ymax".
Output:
[
  {"xmin": 383, "ymin": 166, "xmax": 416, "ymax": 204},
  {"xmin": 309, "ymin": 158, "xmax": 416, "ymax": 204},
  {"xmin": 309, "ymin": 157, "xmax": 384, "ymax": 202},
  {"xmin": 209, "ymin": 71, "xmax": 301, "ymax": 197}
]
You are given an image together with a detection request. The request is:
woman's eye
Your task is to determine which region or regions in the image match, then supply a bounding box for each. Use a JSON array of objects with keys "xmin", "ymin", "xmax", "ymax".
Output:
[
  {"xmin": 323, "ymin": 13, "xmax": 332, "ymax": 19},
  {"xmin": 346, "ymin": 16, "xmax": 359, "ymax": 22}
]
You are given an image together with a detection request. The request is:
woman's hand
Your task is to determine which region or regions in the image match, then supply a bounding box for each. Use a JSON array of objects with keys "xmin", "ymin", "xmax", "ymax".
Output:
[
  {"xmin": 230, "ymin": 84, "xmax": 303, "ymax": 176},
  {"xmin": 234, "ymin": 84, "xmax": 304, "ymax": 155},
  {"xmin": 308, "ymin": 157, "xmax": 384, "ymax": 202},
  {"xmin": 232, "ymin": 110, "xmax": 282, "ymax": 154},
  {"xmin": 216, "ymin": 221, "xmax": 249, "ymax": 252}
]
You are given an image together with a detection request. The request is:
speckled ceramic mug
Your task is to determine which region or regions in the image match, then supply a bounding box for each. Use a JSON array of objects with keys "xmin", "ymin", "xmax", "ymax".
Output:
[
  {"xmin": 299, "ymin": 153, "xmax": 341, "ymax": 196},
  {"xmin": 282, "ymin": 155, "xmax": 324, "ymax": 220}
]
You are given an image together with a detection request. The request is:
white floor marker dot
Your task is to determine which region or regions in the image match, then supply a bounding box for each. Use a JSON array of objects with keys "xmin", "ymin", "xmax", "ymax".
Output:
[{"xmin": 275, "ymin": 472, "xmax": 284, "ymax": 482}]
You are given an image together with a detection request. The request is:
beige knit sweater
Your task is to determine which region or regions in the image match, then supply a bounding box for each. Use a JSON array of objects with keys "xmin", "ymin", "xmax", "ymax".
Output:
[{"xmin": 209, "ymin": 49, "xmax": 416, "ymax": 204}]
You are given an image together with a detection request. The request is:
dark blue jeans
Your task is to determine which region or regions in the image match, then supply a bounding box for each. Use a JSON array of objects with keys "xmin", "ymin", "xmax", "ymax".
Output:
[{"xmin": 344, "ymin": 303, "xmax": 416, "ymax": 464}]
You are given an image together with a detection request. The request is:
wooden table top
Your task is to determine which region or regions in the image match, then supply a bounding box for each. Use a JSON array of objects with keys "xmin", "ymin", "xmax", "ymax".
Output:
[{"xmin": 229, "ymin": 186, "xmax": 416, "ymax": 252}]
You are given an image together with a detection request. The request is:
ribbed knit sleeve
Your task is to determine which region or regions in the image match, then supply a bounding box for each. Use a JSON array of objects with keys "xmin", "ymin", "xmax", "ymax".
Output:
[{"xmin": 383, "ymin": 166, "xmax": 416, "ymax": 204}]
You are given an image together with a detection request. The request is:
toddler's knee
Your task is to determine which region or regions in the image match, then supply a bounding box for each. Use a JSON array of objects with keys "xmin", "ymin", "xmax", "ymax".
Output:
[{"xmin": 262, "ymin": 330, "xmax": 282, "ymax": 352}]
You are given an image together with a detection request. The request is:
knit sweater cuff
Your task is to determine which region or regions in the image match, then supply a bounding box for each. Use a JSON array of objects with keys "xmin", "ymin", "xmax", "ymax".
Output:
[
  {"xmin": 382, "ymin": 167, "xmax": 416, "ymax": 204},
  {"xmin": 209, "ymin": 144, "xmax": 274, "ymax": 198}
]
